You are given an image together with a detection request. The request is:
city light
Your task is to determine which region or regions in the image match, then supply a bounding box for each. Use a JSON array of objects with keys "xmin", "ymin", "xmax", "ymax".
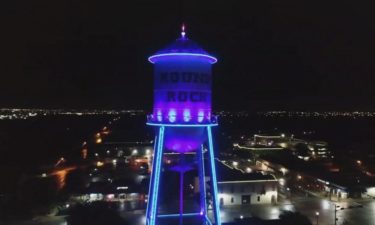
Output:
[
  {"xmin": 280, "ymin": 167, "xmax": 287, "ymax": 175},
  {"xmin": 95, "ymin": 138, "xmax": 102, "ymax": 144},
  {"xmin": 117, "ymin": 186, "xmax": 128, "ymax": 190}
]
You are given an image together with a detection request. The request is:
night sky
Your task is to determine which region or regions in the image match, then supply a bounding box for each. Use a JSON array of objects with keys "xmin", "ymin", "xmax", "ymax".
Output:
[{"xmin": 2, "ymin": 1, "xmax": 375, "ymax": 111}]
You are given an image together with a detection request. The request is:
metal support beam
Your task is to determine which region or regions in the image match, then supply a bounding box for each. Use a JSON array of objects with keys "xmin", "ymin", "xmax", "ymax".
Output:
[
  {"xmin": 198, "ymin": 144, "xmax": 207, "ymax": 216},
  {"xmin": 207, "ymin": 126, "xmax": 221, "ymax": 225},
  {"xmin": 146, "ymin": 135, "xmax": 158, "ymax": 221},
  {"xmin": 147, "ymin": 126, "xmax": 165, "ymax": 225}
]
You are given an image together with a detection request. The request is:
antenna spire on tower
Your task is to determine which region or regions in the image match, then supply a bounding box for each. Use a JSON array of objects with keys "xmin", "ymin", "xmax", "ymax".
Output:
[{"xmin": 181, "ymin": 23, "xmax": 186, "ymax": 38}]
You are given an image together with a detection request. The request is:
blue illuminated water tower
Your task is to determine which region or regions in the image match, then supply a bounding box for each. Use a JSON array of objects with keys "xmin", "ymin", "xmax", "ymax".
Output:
[{"xmin": 146, "ymin": 25, "xmax": 221, "ymax": 225}]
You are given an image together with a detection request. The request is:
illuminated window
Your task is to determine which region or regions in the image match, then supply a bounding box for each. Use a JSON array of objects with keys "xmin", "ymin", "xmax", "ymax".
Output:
[
  {"xmin": 198, "ymin": 111, "xmax": 204, "ymax": 122},
  {"xmin": 168, "ymin": 109, "xmax": 177, "ymax": 122},
  {"xmin": 183, "ymin": 109, "xmax": 191, "ymax": 122},
  {"xmin": 157, "ymin": 110, "xmax": 162, "ymax": 122}
]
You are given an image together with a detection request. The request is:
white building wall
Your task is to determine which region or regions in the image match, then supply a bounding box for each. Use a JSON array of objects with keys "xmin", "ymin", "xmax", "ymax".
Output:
[
  {"xmin": 217, "ymin": 181, "xmax": 278, "ymax": 206},
  {"xmin": 366, "ymin": 187, "xmax": 375, "ymax": 197}
]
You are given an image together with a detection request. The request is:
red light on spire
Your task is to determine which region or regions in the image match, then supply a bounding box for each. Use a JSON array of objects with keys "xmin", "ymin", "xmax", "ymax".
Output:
[{"xmin": 181, "ymin": 23, "xmax": 186, "ymax": 38}]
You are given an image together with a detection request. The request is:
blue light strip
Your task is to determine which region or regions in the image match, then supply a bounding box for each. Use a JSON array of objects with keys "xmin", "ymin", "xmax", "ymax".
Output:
[
  {"xmin": 148, "ymin": 126, "xmax": 165, "ymax": 225},
  {"xmin": 207, "ymin": 126, "xmax": 222, "ymax": 225},
  {"xmin": 157, "ymin": 212, "xmax": 200, "ymax": 218},
  {"xmin": 146, "ymin": 122, "xmax": 218, "ymax": 127},
  {"xmin": 146, "ymin": 135, "xmax": 158, "ymax": 221},
  {"xmin": 148, "ymin": 53, "xmax": 218, "ymax": 64},
  {"xmin": 205, "ymin": 215, "xmax": 213, "ymax": 225},
  {"xmin": 198, "ymin": 144, "xmax": 207, "ymax": 216}
]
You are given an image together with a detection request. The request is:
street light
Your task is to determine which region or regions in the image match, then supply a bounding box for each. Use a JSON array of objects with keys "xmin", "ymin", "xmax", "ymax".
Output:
[
  {"xmin": 280, "ymin": 167, "xmax": 287, "ymax": 175},
  {"xmin": 315, "ymin": 211, "xmax": 319, "ymax": 225}
]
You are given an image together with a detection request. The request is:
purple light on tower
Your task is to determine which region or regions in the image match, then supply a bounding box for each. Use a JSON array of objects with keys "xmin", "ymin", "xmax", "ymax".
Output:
[
  {"xmin": 146, "ymin": 25, "xmax": 221, "ymax": 225},
  {"xmin": 148, "ymin": 24, "xmax": 217, "ymax": 153}
]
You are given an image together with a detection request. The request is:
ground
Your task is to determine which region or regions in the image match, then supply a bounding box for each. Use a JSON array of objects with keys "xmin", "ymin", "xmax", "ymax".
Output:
[
  {"xmin": 4, "ymin": 192, "xmax": 375, "ymax": 225},
  {"xmin": 215, "ymin": 196, "xmax": 375, "ymax": 225}
]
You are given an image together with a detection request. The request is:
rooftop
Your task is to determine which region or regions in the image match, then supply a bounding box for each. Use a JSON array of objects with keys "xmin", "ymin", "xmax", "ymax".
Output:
[
  {"xmin": 148, "ymin": 25, "xmax": 217, "ymax": 64},
  {"xmin": 216, "ymin": 161, "xmax": 277, "ymax": 183}
]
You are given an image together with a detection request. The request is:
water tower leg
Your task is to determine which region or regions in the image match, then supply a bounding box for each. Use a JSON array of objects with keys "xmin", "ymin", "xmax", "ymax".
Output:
[
  {"xmin": 145, "ymin": 135, "xmax": 157, "ymax": 222},
  {"xmin": 207, "ymin": 126, "xmax": 221, "ymax": 225},
  {"xmin": 198, "ymin": 144, "xmax": 207, "ymax": 218},
  {"xmin": 146, "ymin": 126, "xmax": 165, "ymax": 225},
  {"xmin": 179, "ymin": 170, "xmax": 184, "ymax": 225}
]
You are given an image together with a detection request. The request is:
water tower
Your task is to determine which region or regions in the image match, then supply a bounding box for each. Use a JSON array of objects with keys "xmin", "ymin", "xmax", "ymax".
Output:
[{"xmin": 146, "ymin": 25, "xmax": 221, "ymax": 225}]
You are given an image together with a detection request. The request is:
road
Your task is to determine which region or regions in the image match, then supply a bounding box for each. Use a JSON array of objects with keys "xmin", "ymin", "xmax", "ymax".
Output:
[
  {"xmin": 4, "ymin": 197, "xmax": 374, "ymax": 225},
  {"xmin": 2, "ymin": 216, "xmax": 67, "ymax": 225},
  {"xmin": 122, "ymin": 196, "xmax": 375, "ymax": 225},
  {"xmin": 216, "ymin": 196, "xmax": 375, "ymax": 225},
  {"xmin": 290, "ymin": 197, "xmax": 375, "ymax": 225}
]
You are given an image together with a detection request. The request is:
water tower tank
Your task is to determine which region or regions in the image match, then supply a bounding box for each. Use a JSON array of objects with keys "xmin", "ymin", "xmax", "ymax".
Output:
[{"xmin": 147, "ymin": 26, "xmax": 217, "ymax": 152}]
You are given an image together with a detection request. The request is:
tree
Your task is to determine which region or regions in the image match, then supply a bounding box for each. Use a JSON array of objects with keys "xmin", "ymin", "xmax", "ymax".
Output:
[
  {"xmin": 279, "ymin": 211, "xmax": 312, "ymax": 225},
  {"xmin": 294, "ymin": 143, "xmax": 310, "ymax": 157},
  {"xmin": 67, "ymin": 202, "xmax": 128, "ymax": 225}
]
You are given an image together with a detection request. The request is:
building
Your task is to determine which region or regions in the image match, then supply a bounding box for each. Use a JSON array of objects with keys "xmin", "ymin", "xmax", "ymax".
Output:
[
  {"xmin": 100, "ymin": 141, "xmax": 153, "ymax": 158},
  {"xmin": 194, "ymin": 161, "xmax": 278, "ymax": 206},
  {"xmin": 71, "ymin": 177, "xmax": 147, "ymax": 204},
  {"xmin": 365, "ymin": 186, "xmax": 375, "ymax": 198},
  {"xmin": 307, "ymin": 141, "xmax": 331, "ymax": 160},
  {"xmin": 233, "ymin": 133, "xmax": 294, "ymax": 151},
  {"xmin": 217, "ymin": 162, "xmax": 278, "ymax": 206},
  {"xmin": 253, "ymin": 134, "xmax": 290, "ymax": 148}
]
